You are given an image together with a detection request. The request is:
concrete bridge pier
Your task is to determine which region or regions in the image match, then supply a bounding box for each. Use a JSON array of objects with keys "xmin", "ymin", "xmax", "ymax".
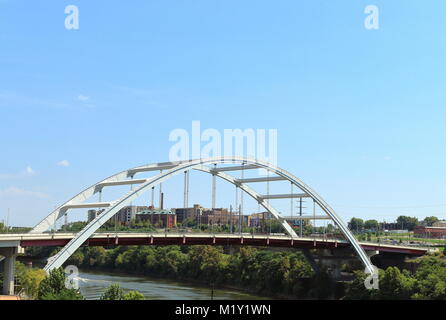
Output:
[
  {"xmin": 305, "ymin": 248, "xmax": 358, "ymax": 279},
  {"xmin": 367, "ymin": 250, "xmax": 380, "ymax": 258},
  {"xmin": 0, "ymin": 246, "xmax": 21, "ymax": 295}
]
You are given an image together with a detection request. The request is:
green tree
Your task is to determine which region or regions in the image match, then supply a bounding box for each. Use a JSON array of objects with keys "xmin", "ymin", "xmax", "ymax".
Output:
[
  {"xmin": 100, "ymin": 284, "xmax": 124, "ymax": 300},
  {"xmin": 85, "ymin": 246, "xmax": 107, "ymax": 267},
  {"xmin": 423, "ymin": 216, "xmax": 439, "ymax": 227},
  {"xmin": 67, "ymin": 250, "xmax": 85, "ymax": 266},
  {"xmin": 264, "ymin": 220, "xmax": 285, "ymax": 233},
  {"xmin": 65, "ymin": 221, "xmax": 88, "ymax": 232},
  {"xmin": 412, "ymin": 255, "xmax": 446, "ymax": 299},
  {"xmin": 344, "ymin": 270, "xmax": 375, "ymax": 300},
  {"xmin": 37, "ymin": 268, "xmax": 83, "ymax": 300},
  {"xmin": 348, "ymin": 218, "xmax": 364, "ymax": 232},
  {"xmin": 123, "ymin": 290, "xmax": 145, "ymax": 300},
  {"xmin": 396, "ymin": 216, "xmax": 419, "ymax": 231},
  {"xmin": 15, "ymin": 262, "xmax": 46, "ymax": 299},
  {"xmin": 100, "ymin": 284, "xmax": 145, "ymax": 300},
  {"xmin": 187, "ymin": 246, "xmax": 226, "ymax": 283},
  {"xmin": 364, "ymin": 220, "xmax": 379, "ymax": 231},
  {"xmin": 378, "ymin": 267, "xmax": 415, "ymax": 300}
]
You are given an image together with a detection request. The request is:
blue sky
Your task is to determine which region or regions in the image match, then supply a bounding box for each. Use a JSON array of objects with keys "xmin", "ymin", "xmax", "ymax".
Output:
[{"xmin": 0, "ymin": 1, "xmax": 445, "ymax": 227}]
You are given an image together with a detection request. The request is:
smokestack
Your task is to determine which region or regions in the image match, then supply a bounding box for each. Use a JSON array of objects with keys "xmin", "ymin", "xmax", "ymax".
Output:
[{"xmin": 160, "ymin": 192, "xmax": 164, "ymax": 210}]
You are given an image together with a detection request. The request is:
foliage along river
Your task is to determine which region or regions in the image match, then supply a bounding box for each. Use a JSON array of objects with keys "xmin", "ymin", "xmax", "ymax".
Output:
[{"xmin": 76, "ymin": 270, "xmax": 270, "ymax": 300}]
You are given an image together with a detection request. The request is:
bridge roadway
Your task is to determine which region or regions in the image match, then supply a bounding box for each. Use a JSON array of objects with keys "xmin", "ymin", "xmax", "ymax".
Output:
[{"xmin": 0, "ymin": 232, "xmax": 434, "ymax": 256}]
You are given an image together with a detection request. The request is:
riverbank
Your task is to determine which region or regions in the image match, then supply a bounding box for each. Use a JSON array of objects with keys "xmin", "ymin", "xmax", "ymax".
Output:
[{"xmin": 76, "ymin": 269, "xmax": 271, "ymax": 300}]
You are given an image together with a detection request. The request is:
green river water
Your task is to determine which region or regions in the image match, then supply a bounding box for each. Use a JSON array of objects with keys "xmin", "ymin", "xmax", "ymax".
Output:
[{"xmin": 76, "ymin": 270, "xmax": 271, "ymax": 300}]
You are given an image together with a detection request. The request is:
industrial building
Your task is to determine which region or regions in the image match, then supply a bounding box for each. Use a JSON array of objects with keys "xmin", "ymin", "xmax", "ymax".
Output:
[
  {"xmin": 413, "ymin": 226, "xmax": 446, "ymax": 238},
  {"xmin": 115, "ymin": 206, "xmax": 150, "ymax": 224},
  {"xmin": 136, "ymin": 209, "xmax": 176, "ymax": 228},
  {"xmin": 173, "ymin": 204, "xmax": 204, "ymax": 224}
]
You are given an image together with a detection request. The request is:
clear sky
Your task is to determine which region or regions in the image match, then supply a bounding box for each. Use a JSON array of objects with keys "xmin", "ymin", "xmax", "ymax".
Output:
[{"xmin": 0, "ymin": 1, "xmax": 445, "ymax": 227}]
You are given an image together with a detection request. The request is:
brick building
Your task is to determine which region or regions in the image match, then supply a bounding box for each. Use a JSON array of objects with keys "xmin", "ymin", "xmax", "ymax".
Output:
[
  {"xmin": 136, "ymin": 209, "xmax": 176, "ymax": 228},
  {"xmin": 413, "ymin": 226, "xmax": 446, "ymax": 238},
  {"xmin": 115, "ymin": 206, "xmax": 150, "ymax": 224},
  {"xmin": 173, "ymin": 204, "xmax": 204, "ymax": 224}
]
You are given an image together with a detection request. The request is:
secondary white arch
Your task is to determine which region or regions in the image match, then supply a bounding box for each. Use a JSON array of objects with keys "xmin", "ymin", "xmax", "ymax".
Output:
[
  {"xmin": 31, "ymin": 161, "xmax": 184, "ymax": 233},
  {"xmin": 35, "ymin": 157, "xmax": 374, "ymax": 274}
]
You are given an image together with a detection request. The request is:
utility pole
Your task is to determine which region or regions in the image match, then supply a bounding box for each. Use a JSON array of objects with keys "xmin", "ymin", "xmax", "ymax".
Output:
[
  {"xmin": 230, "ymin": 205, "xmax": 233, "ymax": 233},
  {"xmin": 159, "ymin": 170, "xmax": 163, "ymax": 209},
  {"xmin": 299, "ymin": 198, "xmax": 303, "ymax": 237},
  {"xmin": 235, "ymin": 186, "xmax": 239, "ymax": 233},
  {"xmin": 212, "ymin": 164, "xmax": 216, "ymax": 209},
  {"xmin": 6, "ymin": 208, "xmax": 10, "ymax": 233},
  {"xmin": 239, "ymin": 204, "xmax": 242, "ymax": 235},
  {"xmin": 184, "ymin": 171, "xmax": 189, "ymax": 208},
  {"xmin": 240, "ymin": 162, "xmax": 244, "ymax": 222}
]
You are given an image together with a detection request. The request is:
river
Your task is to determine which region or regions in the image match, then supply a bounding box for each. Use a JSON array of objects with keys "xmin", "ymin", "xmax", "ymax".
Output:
[{"xmin": 76, "ymin": 270, "xmax": 271, "ymax": 300}]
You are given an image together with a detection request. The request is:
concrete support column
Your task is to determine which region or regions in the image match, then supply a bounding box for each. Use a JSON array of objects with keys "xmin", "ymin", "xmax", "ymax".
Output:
[
  {"xmin": 302, "ymin": 249, "xmax": 320, "ymax": 273},
  {"xmin": 0, "ymin": 247, "xmax": 19, "ymax": 296},
  {"xmin": 366, "ymin": 250, "xmax": 380, "ymax": 258}
]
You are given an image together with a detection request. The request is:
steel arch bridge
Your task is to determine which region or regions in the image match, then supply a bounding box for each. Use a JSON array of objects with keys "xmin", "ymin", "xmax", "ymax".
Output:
[{"xmin": 30, "ymin": 157, "xmax": 375, "ymax": 274}]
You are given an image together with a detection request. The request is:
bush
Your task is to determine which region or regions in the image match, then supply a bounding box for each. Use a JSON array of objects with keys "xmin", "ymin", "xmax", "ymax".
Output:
[
  {"xmin": 37, "ymin": 268, "xmax": 83, "ymax": 300},
  {"xmin": 100, "ymin": 284, "xmax": 145, "ymax": 300},
  {"xmin": 15, "ymin": 262, "xmax": 46, "ymax": 299},
  {"xmin": 100, "ymin": 283, "xmax": 124, "ymax": 300},
  {"xmin": 123, "ymin": 290, "xmax": 145, "ymax": 300}
]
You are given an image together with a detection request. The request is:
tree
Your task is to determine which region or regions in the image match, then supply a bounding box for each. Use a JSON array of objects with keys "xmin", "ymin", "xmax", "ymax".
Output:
[
  {"xmin": 65, "ymin": 221, "xmax": 88, "ymax": 232},
  {"xmin": 378, "ymin": 267, "xmax": 415, "ymax": 300},
  {"xmin": 84, "ymin": 246, "xmax": 107, "ymax": 267},
  {"xmin": 186, "ymin": 246, "xmax": 226, "ymax": 284},
  {"xmin": 412, "ymin": 255, "xmax": 446, "ymax": 299},
  {"xmin": 37, "ymin": 268, "xmax": 83, "ymax": 300},
  {"xmin": 344, "ymin": 270, "xmax": 374, "ymax": 300},
  {"xmin": 348, "ymin": 218, "xmax": 364, "ymax": 232},
  {"xmin": 364, "ymin": 220, "xmax": 379, "ymax": 231},
  {"xmin": 67, "ymin": 250, "xmax": 84, "ymax": 266},
  {"xmin": 100, "ymin": 284, "xmax": 124, "ymax": 300},
  {"xmin": 264, "ymin": 220, "xmax": 286, "ymax": 233},
  {"xmin": 123, "ymin": 290, "xmax": 145, "ymax": 300},
  {"xmin": 396, "ymin": 216, "xmax": 419, "ymax": 231},
  {"xmin": 100, "ymin": 284, "xmax": 144, "ymax": 300},
  {"xmin": 423, "ymin": 216, "xmax": 439, "ymax": 227},
  {"xmin": 15, "ymin": 262, "xmax": 46, "ymax": 299}
]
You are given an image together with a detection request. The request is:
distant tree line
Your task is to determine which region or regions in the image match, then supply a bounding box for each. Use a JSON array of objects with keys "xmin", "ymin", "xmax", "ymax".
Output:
[
  {"xmin": 0, "ymin": 222, "xmax": 31, "ymax": 234},
  {"xmin": 348, "ymin": 215, "xmax": 441, "ymax": 232}
]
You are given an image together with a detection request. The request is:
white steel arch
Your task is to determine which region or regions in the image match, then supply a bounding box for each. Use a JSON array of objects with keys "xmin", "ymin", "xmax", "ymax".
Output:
[{"xmin": 33, "ymin": 157, "xmax": 374, "ymax": 274}]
